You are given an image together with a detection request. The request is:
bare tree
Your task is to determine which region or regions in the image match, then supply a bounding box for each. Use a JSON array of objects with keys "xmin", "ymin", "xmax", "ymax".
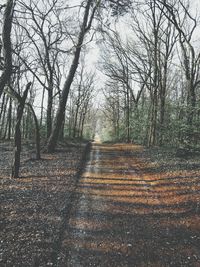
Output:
[
  {"xmin": 69, "ymin": 63, "xmax": 95, "ymax": 139},
  {"xmin": 14, "ymin": 0, "xmax": 68, "ymax": 138},
  {"xmin": 100, "ymin": 31, "xmax": 147, "ymax": 142},
  {"xmin": 47, "ymin": 0, "xmax": 100, "ymax": 152},
  {"xmin": 157, "ymin": 0, "xmax": 200, "ymax": 143}
]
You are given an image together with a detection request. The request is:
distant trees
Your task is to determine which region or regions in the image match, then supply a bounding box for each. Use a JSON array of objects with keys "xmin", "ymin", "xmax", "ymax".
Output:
[
  {"xmin": 46, "ymin": 0, "xmax": 132, "ymax": 151},
  {"xmin": 100, "ymin": 0, "xmax": 200, "ymax": 147},
  {"xmin": 46, "ymin": 0, "xmax": 101, "ymax": 152},
  {"xmin": 102, "ymin": 82, "xmax": 121, "ymax": 141},
  {"xmin": 157, "ymin": 0, "xmax": 200, "ymax": 143},
  {"xmin": 101, "ymin": 31, "xmax": 148, "ymax": 142},
  {"xmin": 129, "ymin": 0, "xmax": 177, "ymax": 146},
  {"xmin": 68, "ymin": 64, "xmax": 95, "ymax": 139}
]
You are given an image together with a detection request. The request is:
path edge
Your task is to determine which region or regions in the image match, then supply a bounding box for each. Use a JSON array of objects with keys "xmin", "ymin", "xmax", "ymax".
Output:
[{"xmin": 51, "ymin": 141, "xmax": 92, "ymax": 267}]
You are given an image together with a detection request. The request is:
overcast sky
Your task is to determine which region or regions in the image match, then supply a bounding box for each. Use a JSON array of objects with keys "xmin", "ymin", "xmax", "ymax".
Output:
[{"xmin": 1, "ymin": 0, "xmax": 200, "ymax": 111}]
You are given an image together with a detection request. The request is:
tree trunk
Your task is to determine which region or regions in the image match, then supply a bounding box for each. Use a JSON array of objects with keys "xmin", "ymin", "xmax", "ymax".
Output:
[
  {"xmin": 7, "ymin": 97, "xmax": 12, "ymax": 140},
  {"xmin": 0, "ymin": 94, "xmax": 8, "ymax": 138},
  {"xmin": 79, "ymin": 100, "xmax": 89, "ymax": 139},
  {"xmin": 40, "ymin": 86, "xmax": 45, "ymax": 127},
  {"xmin": 25, "ymin": 108, "xmax": 31, "ymax": 139},
  {"xmin": 126, "ymin": 86, "xmax": 130, "ymax": 143},
  {"xmin": 11, "ymin": 82, "xmax": 31, "ymax": 178},
  {"xmin": 80, "ymin": 115, "xmax": 86, "ymax": 139},
  {"xmin": 59, "ymin": 114, "xmax": 65, "ymax": 141},
  {"xmin": 187, "ymin": 79, "xmax": 196, "ymax": 126},
  {"xmin": 159, "ymin": 93, "xmax": 165, "ymax": 145},
  {"xmin": 0, "ymin": 0, "xmax": 14, "ymax": 98},
  {"xmin": 73, "ymin": 103, "xmax": 80, "ymax": 138},
  {"xmin": 0, "ymin": 93, "xmax": 6, "ymax": 121},
  {"xmin": 47, "ymin": 87, "xmax": 53, "ymax": 138},
  {"xmin": 47, "ymin": 0, "xmax": 94, "ymax": 152},
  {"xmin": 148, "ymin": 89, "xmax": 158, "ymax": 146},
  {"xmin": 116, "ymin": 88, "xmax": 120, "ymax": 141},
  {"xmin": 27, "ymin": 103, "xmax": 41, "ymax": 160},
  {"xmin": 12, "ymin": 108, "xmax": 22, "ymax": 178},
  {"xmin": 159, "ymin": 64, "xmax": 167, "ymax": 146}
]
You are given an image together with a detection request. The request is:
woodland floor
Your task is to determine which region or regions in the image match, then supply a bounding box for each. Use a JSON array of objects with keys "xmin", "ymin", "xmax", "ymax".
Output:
[
  {"xmin": 0, "ymin": 141, "xmax": 200, "ymax": 267},
  {"xmin": 0, "ymin": 140, "xmax": 87, "ymax": 267}
]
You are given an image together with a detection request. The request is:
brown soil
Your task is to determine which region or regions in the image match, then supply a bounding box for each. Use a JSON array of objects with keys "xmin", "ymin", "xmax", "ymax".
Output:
[{"xmin": 1, "ymin": 142, "xmax": 200, "ymax": 267}]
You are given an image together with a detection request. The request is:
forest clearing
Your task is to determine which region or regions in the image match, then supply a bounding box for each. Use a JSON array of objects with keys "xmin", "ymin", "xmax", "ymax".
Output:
[{"xmin": 0, "ymin": 0, "xmax": 200, "ymax": 266}]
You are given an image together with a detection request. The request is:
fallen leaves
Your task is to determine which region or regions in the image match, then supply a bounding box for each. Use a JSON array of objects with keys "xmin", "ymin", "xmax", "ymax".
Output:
[{"xmin": 0, "ymin": 142, "xmax": 85, "ymax": 266}]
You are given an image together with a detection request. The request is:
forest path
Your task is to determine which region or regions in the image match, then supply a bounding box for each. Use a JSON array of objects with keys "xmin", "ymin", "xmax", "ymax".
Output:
[{"xmin": 57, "ymin": 143, "xmax": 200, "ymax": 267}]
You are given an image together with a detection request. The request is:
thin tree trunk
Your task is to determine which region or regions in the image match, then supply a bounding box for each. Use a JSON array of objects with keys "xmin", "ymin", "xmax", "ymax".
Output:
[
  {"xmin": 126, "ymin": 87, "xmax": 130, "ymax": 143},
  {"xmin": 25, "ymin": 108, "xmax": 31, "ymax": 139},
  {"xmin": 187, "ymin": 79, "xmax": 196, "ymax": 126},
  {"xmin": 7, "ymin": 97, "xmax": 12, "ymax": 140},
  {"xmin": 73, "ymin": 103, "xmax": 80, "ymax": 138},
  {"xmin": 27, "ymin": 103, "xmax": 41, "ymax": 160},
  {"xmin": 0, "ymin": 95, "xmax": 8, "ymax": 138},
  {"xmin": 40, "ymin": 86, "xmax": 45, "ymax": 127},
  {"xmin": 159, "ymin": 65, "xmax": 167, "ymax": 146},
  {"xmin": 11, "ymin": 82, "xmax": 31, "ymax": 178},
  {"xmin": 78, "ymin": 109, "xmax": 84, "ymax": 138},
  {"xmin": 46, "ymin": 86, "xmax": 53, "ymax": 138},
  {"xmin": 3, "ymin": 115, "xmax": 9, "ymax": 140},
  {"xmin": 80, "ymin": 115, "xmax": 86, "ymax": 139},
  {"xmin": 149, "ymin": 89, "xmax": 158, "ymax": 146},
  {"xmin": 0, "ymin": 93, "xmax": 6, "ymax": 120}
]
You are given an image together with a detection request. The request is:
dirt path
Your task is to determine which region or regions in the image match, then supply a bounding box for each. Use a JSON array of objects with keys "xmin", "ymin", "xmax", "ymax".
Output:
[{"xmin": 57, "ymin": 143, "xmax": 200, "ymax": 267}]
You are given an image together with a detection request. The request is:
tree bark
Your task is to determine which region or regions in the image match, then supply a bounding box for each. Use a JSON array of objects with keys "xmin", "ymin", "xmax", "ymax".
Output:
[
  {"xmin": 7, "ymin": 97, "xmax": 12, "ymax": 140},
  {"xmin": 73, "ymin": 102, "xmax": 80, "ymax": 138},
  {"xmin": 47, "ymin": 87, "xmax": 53, "ymax": 138},
  {"xmin": 11, "ymin": 82, "xmax": 31, "ymax": 178},
  {"xmin": 0, "ymin": 94, "xmax": 8, "ymax": 138},
  {"xmin": 40, "ymin": 86, "xmax": 45, "ymax": 127},
  {"xmin": 27, "ymin": 103, "xmax": 41, "ymax": 160},
  {"xmin": 0, "ymin": 93, "xmax": 6, "ymax": 121},
  {"xmin": 0, "ymin": 0, "xmax": 14, "ymax": 98},
  {"xmin": 126, "ymin": 86, "xmax": 130, "ymax": 143},
  {"xmin": 159, "ymin": 63, "xmax": 167, "ymax": 146}
]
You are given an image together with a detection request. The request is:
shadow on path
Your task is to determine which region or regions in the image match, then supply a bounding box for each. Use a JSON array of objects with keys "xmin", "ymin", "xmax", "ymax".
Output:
[{"xmin": 58, "ymin": 143, "xmax": 200, "ymax": 267}]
